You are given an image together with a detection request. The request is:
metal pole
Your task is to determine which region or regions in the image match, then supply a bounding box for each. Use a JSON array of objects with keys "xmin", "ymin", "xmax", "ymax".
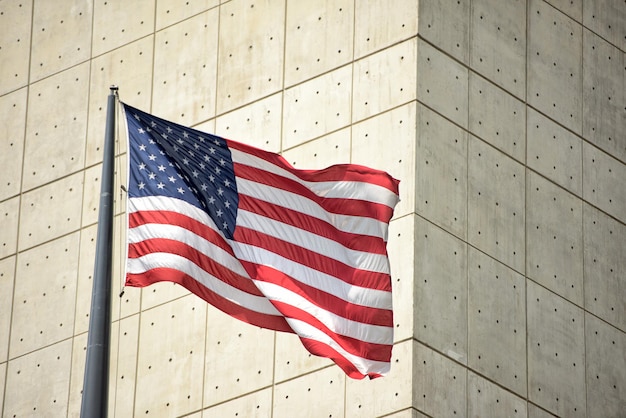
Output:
[{"xmin": 80, "ymin": 86, "xmax": 118, "ymax": 418}]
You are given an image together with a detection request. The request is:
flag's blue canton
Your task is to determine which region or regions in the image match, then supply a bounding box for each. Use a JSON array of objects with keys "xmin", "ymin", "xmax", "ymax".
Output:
[{"xmin": 125, "ymin": 105, "xmax": 238, "ymax": 239}]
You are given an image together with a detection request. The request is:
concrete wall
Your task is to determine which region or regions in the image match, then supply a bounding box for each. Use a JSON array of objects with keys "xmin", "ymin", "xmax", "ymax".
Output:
[{"xmin": 0, "ymin": 0, "xmax": 624, "ymax": 417}]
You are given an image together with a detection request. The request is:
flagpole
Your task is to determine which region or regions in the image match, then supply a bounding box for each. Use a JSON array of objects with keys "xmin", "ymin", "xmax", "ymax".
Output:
[{"xmin": 80, "ymin": 86, "xmax": 118, "ymax": 418}]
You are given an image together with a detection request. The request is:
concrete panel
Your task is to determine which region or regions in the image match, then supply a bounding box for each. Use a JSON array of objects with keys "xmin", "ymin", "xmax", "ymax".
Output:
[
  {"xmin": 468, "ymin": 371, "xmax": 528, "ymax": 418},
  {"xmin": 216, "ymin": 0, "xmax": 284, "ymax": 114},
  {"xmin": 274, "ymin": 332, "xmax": 331, "ymax": 383},
  {"xmin": 156, "ymin": 0, "xmax": 219, "ymax": 30},
  {"xmin": 470, "ymin": 0, "xmax": 526, "ymax": 99},
  {"xmin": 468, "ymin": 136, "xmax": 525, "ymax": 273},
  {"xmin": 415, "ymin": 217, "xmax": 467, "ymax": 364},
  {"xmin": 387, "ymin": 215, "xmax": 417, "ymax": 342},
  {"xmin": 527, "ymin": 108, "xmax": 583, "ymax": 196},
  {"xmin": 273, "ymin": 366, "xmax": 345, "ymax": 418},
  {"xmin": 526, "ymin": 172, "xmax": 583, "ymax": 305},
  {"xmin": 354, "ymin": 0, "xmax": 418, "ymax": 59},
  {"xmin": 284, "ymin": 0, "xmax": 353, "ymax": 87},
  {"xmin": 283, "ymin": 65, "xmax": 352, "ymax": 149},
  {"xmin": 469, "ymin": 72, "xmax": 525, "ymax": 162},
  {"xmin": 18, "ymin": 172, "xmax": 83, "ymax": 250},
  {"xmin": 582, "ymin": 28, "xmax": 626, "ymax": 163},
  {"xmin": 281, "ymin": 128, "xmax": 351, "ymax": 170},
  {"xmin": 416, "ymin": 104, "xmax": 467, "ymax": 239},
  {"xmin": 87, "ymin": 36, "xmax": 154, "ymax": 166},
  {"xmin": 202, "ymin": 387, "xmax": 272, "ymax": 418},
  {"xmin": 4, "ymin": 339, "xmax": 72, "ymax": 417},
  {"xmin": 583, "ymin": 142, "xmax": 626, "ymax": 223},
  {"xmin": 0, "ymin": 87, "xmax": 26, "ymax": 201},
  {"xmin": 414, "ymin": 342, "xmax": 467, "ymax": 417},
  {"xmin": 468, "ymin": 248, "xmax": 526, "ymax": 396},
  {"xmin": 585, "ymin": 313, "xmax": 626, "ymax": 417},
  {"xmin": 135, "ymin": 295, "xmax": 207, "ymax": 417},
  {"xmin": 418, "ymin": 0, "xmax": 469, "ymax": 64},
  {"xmin": 545, "ymin": 0, "xmax": 582, "ymax": 22},
  {"xmin": 111, "ymin": 315, "xmax": 140, "ymax": 416},
  {"xmin": 203, "ymin": 305, "xmax": 274, "ymax": 406},
  {"xmin": 583, "ymin": 0, "xmax": 626, "ymax": 51},
  {"xmin": 353, "ymin": 38, "xmax": 417, "ymax": 122},
  {"xmin": 29, "ymin": 0, "xmax": 92, "ymax": 82},
  {"xmin": 92, "ymin": 0, "xmax": 155, "ymax": 56},
  {"xmin": 351, "ymin": 103, "xmax": 416, "ymax": 219},
  {"xmin": 0, "ymin": 1, "xmax": 31, "ymax": 95},
  {"xmin": 583, "ymin": 204, "xmax": 626, "ymax": 331},
  {"xmin": 23, "ymin": 63, "xmax": 89, "ymax": 191},
  {"xmin": 10, "ymin": 233, "xmax": 79, "ymax": 358},
  {"xmin": 0, "ymin": 197, "xmax": 19, "ymax": 259},
  {"xmin": 0, "ymin": 256, "xmax": 15, "ymax": 363},
  {"xmin": 527, "ymin": 281, "xmax": 585, "ymax": 417},
  {"xmin": 153, "ymin": 9, "xmax": 219, "ymax": 126},
  {"xmin": 528, "ymin": 0, "xmax": 583, "ymax": 133},
  {"xmin": 215, "ymin": 92, "xmax": 282, "ymax": 153},
  {"xmin": 345, "ymin": 340, "xmax": 413, "ymax": 417},
  {"xmin": 417, "ymin": 39, "xmax": 468, "ymax": 128}
]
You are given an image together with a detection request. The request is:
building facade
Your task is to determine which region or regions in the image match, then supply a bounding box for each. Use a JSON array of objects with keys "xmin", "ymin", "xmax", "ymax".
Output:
[{"xmin": 0, "ymin": 0, "xmax": 624, "ymax": 416}]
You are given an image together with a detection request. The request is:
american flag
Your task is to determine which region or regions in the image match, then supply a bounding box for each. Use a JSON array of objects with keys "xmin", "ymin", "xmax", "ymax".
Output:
[{"xmin": 123, "ymin": 103, "xmax": 400, "ymax": 379}]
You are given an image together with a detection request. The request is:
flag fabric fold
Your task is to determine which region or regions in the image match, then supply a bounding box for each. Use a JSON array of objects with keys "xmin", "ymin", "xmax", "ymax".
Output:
[{"xmin": 122, "ymin": 103, "xmax": 400, "ymax": 379}]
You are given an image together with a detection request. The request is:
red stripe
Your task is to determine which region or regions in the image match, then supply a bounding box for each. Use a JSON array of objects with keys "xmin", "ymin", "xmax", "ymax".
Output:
[
  {"xmin": 300, "ymin": 338, "xmax": 383, "ymax": 379},
  {"xmin": 129, "ymin": 210, "xmax": 233, "ymax": 256},
  {"xmin": 272, "ymin": 301, "xmax": 393, "ymax": 362},
  {"xmin": 126, "ymin": 267, "xmax": 292, "ymax": 333},
  {"xmin": 234, "ymin": 226, "xmax": 392, "ymax": 291},
  {"xmin": 238, "ymin": 194, "xmax": 387, "ymax": 255},
  {"xmin": 242, "ymin": 262, "xmax": 393, "ymax": 327},
  {"xmin": 235, "ymin": 164, "xmax": 395, "ymax": 223},
  {"xmin": 128, "ymin": 237, "xmax": 263, "ymax": 297},
  {"xmin": 227, "ymin": 139, "xmax": 400, "ymax": 194}
]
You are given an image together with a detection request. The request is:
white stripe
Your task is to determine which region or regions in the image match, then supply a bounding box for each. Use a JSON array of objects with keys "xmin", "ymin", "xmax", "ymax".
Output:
[
  {"xmin": 128, "ymin": 252, "xmax": 282, "ymax": 316},
  {"xmin": 286, "ymin": 318, "xmax": 391, "ymax": 376},
  {"xmin": 231, "ymin": 148, "xmax": 399, "ymax": 209},
  {"xmin": 129, "ymin": 195, "xmax": 213, "ymax": 226},
  {"xmin": 237, "ymin": 178, "xmax": 389, "ymax": 240},
  {"xmin": 254, "ymin": 281, "xmax": 393, "ymax": 344},
  {"xmin": 231, "ymin": 242, "xmax": 393, "ymax": 310},
  {"xmin": 128, "ymin": 223, "xmax": 249, "ymax": 279},
  {"xmin": 237, "ymin": 209, "xmax": 390, "ymax": 274}
]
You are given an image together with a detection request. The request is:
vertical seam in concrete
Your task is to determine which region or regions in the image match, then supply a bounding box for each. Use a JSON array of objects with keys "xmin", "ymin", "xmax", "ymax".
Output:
[
  {"xmin": 211, "ymin": 1, "xmax": 221, "ymax": 127},
  {"xmin": 579, "ymin": 18, "xmax": 589, "ymax": 418},
  {"xmin": 278, "ymin": 0, "xmax": 288, "ymax": 157},
  {"xmin": 347, "ymin": 0, "xmax": 357, "ymax": 166},
  {"xmin": 466, "ymin": 1, "xmax": 473, "ymax": 415},
  {"xmin": 524, "ymin": 0, "xmax": 531, "ymax": 405}
]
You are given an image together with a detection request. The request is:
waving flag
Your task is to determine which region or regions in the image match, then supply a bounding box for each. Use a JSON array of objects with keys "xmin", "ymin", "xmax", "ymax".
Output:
[{"xmin": 123, "ymin": 103, "xmax": 399, "ymax": 379}]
